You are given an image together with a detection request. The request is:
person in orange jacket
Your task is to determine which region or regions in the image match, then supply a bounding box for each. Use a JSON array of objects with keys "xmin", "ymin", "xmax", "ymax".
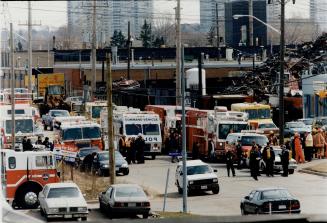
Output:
[{"xmin": 294, "ymin": 132, "xmax": 305, "ymax": 164}]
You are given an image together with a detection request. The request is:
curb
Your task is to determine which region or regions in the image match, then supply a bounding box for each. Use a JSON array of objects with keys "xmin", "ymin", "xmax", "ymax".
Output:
[{"xmin": 298, "ymin": 169, "xmax": 327, "ymax": 177}]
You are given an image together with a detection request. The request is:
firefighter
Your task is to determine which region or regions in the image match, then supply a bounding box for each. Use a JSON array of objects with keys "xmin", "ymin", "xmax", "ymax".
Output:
[
  {"xmin": 127, "ymin": 137, "xmax": 136, "ymax": 164},
  {"xmin": 119, "ymin": 135, "xmax": 127, "ymax": 157},
  {"xmin": 236, "ymin": 140, "xmax": 243, "ymax": 169},
  {"xmin": 192, "ymin": 141, "xmax": 200, "ymax": 160},
  {"xmin": 268, "ymin": 131, "xmax": 278, "ymax": 146},
  {"xmin": 249, "ymin": 144, "xmax": 260, "ymax": 180},
  {"xmin": 262, "ymin": 142, "xmax": 275, "ymax": 177},
  {"xmin": 36, "ymin": 136, "xmax": 43, "ymax": 145},
  {"xmin": 42, "ymin": 137, "xmax": 53, "ymax": 150},
  {"xmin": 225, "ymin": 147, "xmax": 235, "ymax": 177},
  {"xmin": 23, "ymin": 138, "xmax": 33, "ymax": 151},
  {"xmin": 135, "ymin": 133, "xmax": 145, "ymax": 164},
  {"xmin": 208, "ymin": 138, "xmax": 215, "ymax": 161},
  {"xmin": 280, "ymin": 145, "xmax": 290, "ymax": 177},
  {"xmin": 294, "ymin": 132, "xmax": 305, "ymax": 164}
]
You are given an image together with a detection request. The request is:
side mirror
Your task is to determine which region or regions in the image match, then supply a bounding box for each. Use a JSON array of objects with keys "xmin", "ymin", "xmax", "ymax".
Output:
[
  {"xmin": 213, "ymin": 169, "xmax": 218, "ymax": 173},
  {"xmin": 244, "ymin": 196, "xmax": 249, "ymax": 200}
]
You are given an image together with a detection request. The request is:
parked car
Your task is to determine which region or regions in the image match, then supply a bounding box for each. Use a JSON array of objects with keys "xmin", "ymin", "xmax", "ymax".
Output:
[
  {"xmin": 175, "ymin": 160, "xmax": 219, "ymax": 195},
  {"xmin": 284, "ymin": 121, "xmax": 311, "ymax": 138},
  {"xmin": 92, "ymin": 151, "xmax": 129, "ymax": 176},
  {"xmin": 98, "ymin": 184, "xmax": 151, "ymax": 219},
  {"xmin": 75, "ymin": 147, "xmax": 101, "ymax": 171},
  {"xmin": 64, "ymin": 96, "xmax": 83, "ymax": 105},
  {"xmin": 240, "ymin": 187, "xmax": 301, "ymax": 215},
  {"xmin": 42, "ymin": 109, "xmax": 70, "ymax": 131},
  {"xmin": 313, "ymin": 116, "xmax": 327, "ymax": 129},
  {"xmin": 259, "ymin": 148, "xmax": 297, "ymax": 174},
  {"xmin": 38, "ymin": 182, "xmax": 88, "ymax": 221},
  {"xmin": 297, "ymin": 118, "xmax": 313, "ymax": 129}
]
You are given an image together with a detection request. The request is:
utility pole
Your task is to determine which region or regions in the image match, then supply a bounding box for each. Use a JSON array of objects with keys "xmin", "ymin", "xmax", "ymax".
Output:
[
  {"xmin": 106, "ymin": 52, "xmax": 115, "ymax": 185},
  {"xmin": 10, "ymin": 23, "xmax": 15, "ymax": 149},
  {"xmin": 181, "ymin": 45, "xmax": 187, "ymax": 213},
  {"xmin": 91, "ymin": 0, "xmax": 97, "ymax": 100},
  {"xmin": 127, "ymin": 21, "xmax": 131, "ymax": 80},
  {"xmin": 279, "ymin": 0, "xmax": 285, "ymax": 145},
  {"xmin": 175, "ymin": 0, "xmax": 181, "ymax": 106},
  {"xmin": 28, "ymin": 1, "xmax": 32, "ymax": 92},
  {"xmin": 215, "ymin": 2, "xmax": 220, "ymax": 61},
  {"xmin": 248, "ymin": 0, "xmax": 254, "ymax": 46}
]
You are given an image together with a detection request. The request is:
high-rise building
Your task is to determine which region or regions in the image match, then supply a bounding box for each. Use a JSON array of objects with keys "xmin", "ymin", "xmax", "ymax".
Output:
[
  {"xmin": 310, "ymin": 0, "xmax": 327, "ymax": 32},
  {"xmin": 199, "ymin": 0, "xmax": 226, "ymax": 44},
  {"xmin": 67, "ymin": 0, "xmax": 153, "ymax": 46}
]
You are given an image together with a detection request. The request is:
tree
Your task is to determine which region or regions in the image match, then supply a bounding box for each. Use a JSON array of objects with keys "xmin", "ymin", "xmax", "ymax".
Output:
[
  {"xmin": 153, "ymin": 16, "xmax": 175, "ymax": 47},
  {"xmin": 111, "ymin": 30, "xmax": 126, "ymax": 48},
  {"xmin": 207, "ymin": 26, "xmax": 215, "ymax": 46},
  {"xmin": 140, "ymin": 20, "xmax": 153, "ymax": 48},
  {"xmin": 152, "ymin": 36, "xmax": 165, "ymax": 48}
]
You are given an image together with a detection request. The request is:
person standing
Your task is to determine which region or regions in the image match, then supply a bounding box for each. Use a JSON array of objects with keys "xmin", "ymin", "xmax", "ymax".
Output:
[
  {"xmin": 249, "ymin": 145, "xmax": 260, "ymax": 180},
  {"xmin": 208, "ymin": 138, "xmax": 215, "ymax": 162},
  {"xmin": 119, "ymin": 135, "xmax": 127, "ymax": 158},
  {"xmin": 314, "ymin": 129, "xmax": 325, "ymax": 159},
  {"xmin": 127, "ymin": 137, "xmax": 136, "ymax": 164},
  {"xmin": 35, "ymin": 136, "xmax": 43, "ymax": 145},
  {"xmin": 268, "ymin": 131, "xmax": 278, "ymax": 146},
  {"xmin": 236, "ymin": 140, "xmax": 243, "ymax": 169},
  {"xmin": 135, "ymin": 133, "xmax": 145, "ymax": 164},
  {"xmin": 294, "ymin": 132, "xmax": 305, "ymax": 163},
  {"xmin": 22, "ymin": 136, "xmax": 28, "ymax": 151},
  {"xmin": 262, "ymin": 142, "xmax": 275, "ymax": 177},
  {"xmin": 192, "ymin": 141, "xmax": 200, "ymax": 160},
  {"xmin": 23, "ymin": 139, "xmax": 33, "ymax": 151},
  {"xmin": 225, "ymin": 148, "xmax": 235, "ymax": 177},
  {"xmin": 304, "ymin": 131, "xmax": 313, "ymax": 162},
  {"xmin": 280, "ymin": 145, "xmax": 290, "ymax": 177}
]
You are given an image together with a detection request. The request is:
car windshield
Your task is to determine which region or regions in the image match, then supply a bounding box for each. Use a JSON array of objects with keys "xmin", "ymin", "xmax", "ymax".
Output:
[
  {"xmin": 47, "ymin": 187, "xmax": 80, "ymax": 198},
  {"xmin": 274, "ymin": 149, "xmax": 282, "ymax": 156},
  {"xmin": 98, "ymin": 153, "xmax": 109, "ymax": 161},
  {"xmin": 62, "ymin": 128, "xmax": 82, "ymax": 141},
  {"xmin": 142, "ymin": 124, "xmax": 160, "ymax": 135},
  {"xmin": 115, "ymin": 186, "xmax": 146, "ymax": 198},
  {"xmin": 48, "ymin": 86, "xmax": 64, "ymax": 95},
  {"xmin": 82, "ymin": 127, "xmax": 101, "ymax": 139},
  {"xmin": 115, "ymin": 151, "xmax": 124, "ymax": 160},
  {"xmin": 218, "ymin": 123, "xmax": 248, "ymax": 139},
  {"xmin": 187, "ymin": 165, "xmax": 212, "ymax": 175},
  {"xmin": 125, "ymin": 124, "xmax": 142, "ymax": 135},
  {"xmin": 261, "ymin": 189, "xmax": 292, "ymax": 200},
  {"xmin": 287, "ymin": 122, "xmax": 306, "ymax": 128},
  {"xmin": 258, "ymin": 123, "xmax": 277, "ymax": 129},
  {"xmin": 79, "ymin": 148, "xmax": 99, "ymax": 157},
  {"xmin": 91, "ymin": 106, "xmax": 104, "ymax": 119},
  {"xmin": 245, "ymin": 109, "xmax": 270, "ymax": 120},
  {"xmin": 5, "ymin": 119, "xmax": 33, "ymax": 134},
  {"xmin": 52, "ymin": 110, "xmax": 69, "ymax": 117},
  {"xmin": 241, "ymin": 136, "xmax": 268, "ymax": 146}
]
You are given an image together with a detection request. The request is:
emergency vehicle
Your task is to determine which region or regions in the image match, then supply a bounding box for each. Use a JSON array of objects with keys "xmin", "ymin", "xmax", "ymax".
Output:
[
  {"xmin": 101, "ymin": 107, "xmax": 162, "ymax": 159},
  {"xmin": 186, "ymin": 108, "xmax": 249, "ymax": 160},
  {"xmin": 1, "ymin": 150, "xmax": 59, "ymax": 208},
  {"xmin": 85, "ymin": 101, "xmax": 107, "ymax": 123}
]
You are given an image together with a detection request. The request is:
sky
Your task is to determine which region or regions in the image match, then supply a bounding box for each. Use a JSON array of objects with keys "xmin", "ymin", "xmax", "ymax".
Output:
[{"xmin": 2, "ymin": 0, "xmax": 310, "ymax": 30}]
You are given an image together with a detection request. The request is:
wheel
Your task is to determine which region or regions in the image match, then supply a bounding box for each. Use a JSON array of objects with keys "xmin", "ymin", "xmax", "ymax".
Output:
[
  {"xmin": 241, "ymin": 206, "xmax": 248, "ymax": 215},
  {"xmin": 81, "ymin": 217, "xmax": 87, "ymax": 221},
  {"xmin": 151, "ymin": 155, "xmax": 156, "ymax": 160},
  {"xmin": 43, "ymin": 124, "xmax": 47, "ymax": 131},
  {"xmin": 18, "ymin": 186, "xmax": 40, "ymax": 209},
  {"xmin": 289, "ymin": 169, "xmax": 294, "ymax": 174},
  {"xmin": 178, "ymin": 186, "xmax": 183, "ymax": 194},
  {"xmin": 99, "ymin": 201, "xmax": 105, "ymax": 212},
  {"xmin": 40, "ymin": 207, "xmax": 45, "ymax": 216},
  {"xmin": 212, "ymin": 185, "xmax": 219, "ymax": 194},
  {"xmin": 143, "ymin": 213, "xmax": 149, "ymax": 219},
  {"xmin": 123, "ymin": 169, "xmax": 129, "ymax": 175}
]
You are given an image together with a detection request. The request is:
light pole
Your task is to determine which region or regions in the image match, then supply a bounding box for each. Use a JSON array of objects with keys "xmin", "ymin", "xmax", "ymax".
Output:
[{"xmin": 233, "ymin": 15, "xmax": 281, "ymax": 35}]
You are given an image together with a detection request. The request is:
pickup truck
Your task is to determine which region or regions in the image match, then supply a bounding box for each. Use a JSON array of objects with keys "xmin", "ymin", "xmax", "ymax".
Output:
[{"xmin": 42, "ymin": 109, "xmax": 70, "ymax": 131}]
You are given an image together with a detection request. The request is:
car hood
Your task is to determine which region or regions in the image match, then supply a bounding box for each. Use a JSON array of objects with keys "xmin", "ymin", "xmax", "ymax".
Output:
[
  {"xmin": 114, "ymin": 197, "xmax": 149, "ymax": 203},
  {"xmin": 46, "ymin": 197, "xmax": 87, "ymax": 208},
  {"xmin": 187, "ymin": 173, "xmax": 217, "ymax": 181}
]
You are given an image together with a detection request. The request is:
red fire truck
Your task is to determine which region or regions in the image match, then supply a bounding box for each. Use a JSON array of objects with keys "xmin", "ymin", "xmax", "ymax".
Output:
[{"xmin": 1, "ymin": 150, "xmax": 59, "ymax": 208}]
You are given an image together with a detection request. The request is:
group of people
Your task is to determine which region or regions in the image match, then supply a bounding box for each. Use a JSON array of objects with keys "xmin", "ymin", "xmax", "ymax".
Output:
[
  {"xmin": 22, "ymin": 136, "xmax": 53, "ymax": 151},
  {"xmin": 119, "ymin": 133, "xmax": 146, "ymax": 164}
]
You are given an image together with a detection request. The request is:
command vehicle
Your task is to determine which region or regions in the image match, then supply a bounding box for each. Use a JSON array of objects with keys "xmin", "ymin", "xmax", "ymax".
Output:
[
  {"xmin": 1, "ymin": 150, "xmax": 59, "ymax": 208},
  {"xmin": 186, "ymin": 109, "xmax": 249, "ymax": 160}
]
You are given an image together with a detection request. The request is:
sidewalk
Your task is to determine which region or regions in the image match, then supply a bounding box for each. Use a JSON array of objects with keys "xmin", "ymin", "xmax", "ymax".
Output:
[{"xmin": 298, "ymin": 159, "xmax": 327, "ymax": 177}]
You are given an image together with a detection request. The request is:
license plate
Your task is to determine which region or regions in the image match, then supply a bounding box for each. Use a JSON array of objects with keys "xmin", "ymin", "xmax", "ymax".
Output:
[
  {"xmin": 64, "ymin": 214, "xmax": 72, "ymax": 218},
  {"xmin": 201, "ymin": 185, "xmax": 207, "ymax": 190},
  {"xmin": 128, "ymin": 203, "xmax": 136, "ymax": 207},
  {"xmin": 279, "ymin": 205, "xmax": 286, "ymax": 210}
]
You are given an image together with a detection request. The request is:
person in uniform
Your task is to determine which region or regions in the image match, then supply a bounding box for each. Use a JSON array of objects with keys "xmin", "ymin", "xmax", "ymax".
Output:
[
  {"xmin": 36, "ymin": 136, "xmax": 43, "ymax": 145},
  {"xmin": 280, "ymin": 145, "xmax": 290, "ymax": 177},
  {"xmin": 119, "ymin": 135, "xmax": 127, "ymax": 158},
  {"xmin": 262, "ymin": 142, "xmax": 275, "ymax": 177},
  {"xmin": 236, "ymin": 140, "xmax": 243, "ymax": 169},
  {"xmin": 294, "ymin": 132, "xmax": 305, "ymax": 164},
  {"xmin": 225, "ymin": 148, "xmax": 235, "ymax": 177},
  {"xmin": 135, "ymin": 133, "xmax": 145, "ymax": 164},
  {"xmin": 208, "ymin": 138, "xmax": 215, "ymax": 162},
  {"xmin": 268, "ymin": 131, "xmax": 278, "ymax": 146},
  {"xmin": 249, "ymin": 144, "xmax": 260, "ymax": 180}
]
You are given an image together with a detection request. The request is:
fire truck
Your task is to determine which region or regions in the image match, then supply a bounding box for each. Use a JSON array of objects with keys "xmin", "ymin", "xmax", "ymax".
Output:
[
  {"xmin": 186, "ymin": 108, "xmax": 249, "ymax": 160},
  {"xmin": 1, "ymin": 150, "xmax": 59, "ymax": 208}
]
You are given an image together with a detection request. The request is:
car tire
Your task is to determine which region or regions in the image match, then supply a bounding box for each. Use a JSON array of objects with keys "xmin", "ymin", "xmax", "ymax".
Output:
[
  {"xmin": 81, "ymin": 217, "xmax": 87, "ymax": 221},
  {"xmin": 49, "ymin": 124, "xmax": 53, "ymax": 131},
  {"xmin": 99, "ymin": 201, "xmax": 105, "ymax": 212},
  {"xmin": 260, "ymin": 163, "xmax": 266, "ymax": 172},
  {"xmin": 212, "ymin": 185, "xmax": 219, "ymax": 194},
  {"xmin": 18, "ymin": 186, "xmax": 40, "ymax": 209},
  {"xmin": 289, "ymin": 169, "xmax": 294, "ymax": 174},
  {"xmin": 98, "ymin": 168, "xmax": 103, "ymax": 176},
  {"xmin": 143, "ymin": 213, "xmax": 149, "ymax": 219},
  {"xmin": 241, "ymin": 206, "xmax": 248, "ymax": 215},
  {"xmin": 123, "ymin": 169, "xmax": 129, "ymax": 175}
]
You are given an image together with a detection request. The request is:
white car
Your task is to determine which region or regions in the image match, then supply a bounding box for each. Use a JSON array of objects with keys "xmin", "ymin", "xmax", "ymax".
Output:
[
  {"xmin": 65, "ymin": 96, "xmax": 83, "ymax": 105},
  {"xmin": 38, "ymin": 182, "xmax": 88, "ymax": 221},
  {"xmin": 259, "ymin": 148, "xmax": 297, "ymax": 174},
  {"xmin": 175, "ymin": 160, "xmax": 219, "ymax": 195}
]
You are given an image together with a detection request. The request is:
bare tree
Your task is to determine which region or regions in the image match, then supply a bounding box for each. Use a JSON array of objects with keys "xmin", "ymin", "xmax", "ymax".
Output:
[
  {"xmin": 153, "ymin": 16, "xmax": 176, "ymax": 47},
  {"xmin": 54, "ymin": 26, "xmax": 81, "ymax": 49}
]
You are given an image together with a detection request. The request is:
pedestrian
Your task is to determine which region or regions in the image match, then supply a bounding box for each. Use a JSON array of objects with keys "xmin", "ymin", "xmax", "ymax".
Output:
[
  {"xmin": 208, "ymin": 138, "xmax": 215, "ymax": 162},
  {"xmin": 236, "ymin": 140, "xmax": 243, "ymax": 169},
  {"xmin": 83, "ymin": 152, "xmax": 96, "ymax": 173},
  {"xmin": 42, "ymin": 137, "xmax": 53, "ymax": 150},
  {"xmin": 268, "ymin": 131, "xmax": 278, "ymax": 146},
  {"xmin": 36, "ymin": 136, "xmax": 43, "ymax": 145},
  {"xmin": 304, "ymin": 131, "xmax": 313, "ymax": 162},
  {"xmin": 119, "ymin": 135, "xmax": 127, "ymax": 157},
  {"xmin": 192, "ymin": 141, "xmax": 200, "ymax": 160},
  {"xmin": 22, "ymin": 136, "xmax": 28, "ymax": 151},
  {"xmin": 238, "ymin": 52, "xmax": 242, "ymax": 65},
  {"xmin": 225, "ymin": 148, "xmax": 235, "ymax": 177},
  {"xmin": 323, "ymin": 129, "xmax": 327, "ymax": 158},
  {"xmin": 262, "ymin": 142, "xmax": 275, "ymax": 177},
  {"xmin": 127, "ymin": 137, "xmax": 136, "ymax": 164},
  {"xmin": 135, "ymin": 133, "xmax": 145, "ymax": 164},
  {"xmin": 249, "ymin": 144, "xmax": 260, "ymax": 180},
  {"xmin": 23, "ymin": 138, "xmax": 33, "ymax": 151},
  {"xmin": 280, "ymin": 145, "xmax": 290, "ymax": 177},
  {"xmin": 313, "ymin": 129, "xmax": 325, "ymax": 159},
  {"xmin": 294, "ymin": 132, "xmax": 305, "ymax": 163}
]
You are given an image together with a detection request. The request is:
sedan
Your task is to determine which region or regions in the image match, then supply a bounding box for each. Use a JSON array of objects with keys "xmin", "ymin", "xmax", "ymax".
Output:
[
  {"xmin": 99, "ymin": 184, "xmax": 151, "ymax": 219},
  {"xmin": 92, "ymin": 151, "xmax": 129, "ymax": 176},
  {"xmin": 38, "ymin": 182, "xmax": 88, "ymax": 221},
  {"xmin": 240, "ymin": 188, "xmax": 301, "ymax": 215}
]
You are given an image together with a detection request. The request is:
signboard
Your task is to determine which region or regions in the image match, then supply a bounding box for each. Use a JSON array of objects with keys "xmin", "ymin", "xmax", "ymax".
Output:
[
  {"xmin": 38, "ymin": 73, "xmax": 65, "ymax": 97},
  {"xmin": 53, "ymin": 144, "xmax": 78, "ymax": 163}
]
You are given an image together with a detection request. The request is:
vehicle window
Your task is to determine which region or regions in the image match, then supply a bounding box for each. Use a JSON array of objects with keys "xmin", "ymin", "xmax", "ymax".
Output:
[
  {"xmin": 43, "ymin": 186, "xmax": 50, "ymax": 197},
  {"xmin": 82, "ymin": 126, "xmax": 101, "ymax": 139},
  {"xmin": 52, "ymin": 110, "xmax": 69, "ymax": 117},
  {"xmin": 62, "ymin": 128, "xmax": 82, "ymax": 140},
  {"xmin": 48, "ymin": 86, "xmax": 64, "ymax": 95},
  {"xmin": 5, "ymin": 119, "xmax": 33, "ymax": 134},
  {"xmin": 115, "ymin": 187, "xmax": 146, "ymax": 198},
  {"xmin": 7, "ymin": 109, "xmax": 25, "ymax": 115},
  {"xmin": 253, "ymin": 191, "xmax": 260, "ymax": 200},
  {"xmin": 98, "ymin": 153, "xmax": 109, "ymax": 161},
  {"xmin": 35, "ymin": 156, "xmax": 53, "ymax": 167},
  {"xmin": 187, "ymin": 165, "xmax": 212, "ymax": 175},
  {"xmin": 248, "ymin": 191, "xmax": 256, "ymax": 200},
  {"xmin": 79, "ymin": 148, "xmax": 99, "ymax": 157},
  {"xmin": 106, "ymin": 187, "xmax": 112, "ymax": 197},
  {"xmin": 274, "ymin": 149, "xmax": 282, "ymax": 156},
  {"xmin": 287, "ymin": 122, "xmax": 305, "ymax": 128},
  {"xmin": 142, "ymin": 124, "xmax": 160, "ymax": 135},
  {"xmin": 261, "ymin": 189, "xmax": 291, "ymax": 200},
  {"xmin": 218, "ymin": 124, "xmax": 248, "ymax": 139},
  {"xmin": 241, "ymin": 136, "xmax": 268, "ymax": 146},
  {"xmin": 92, "ymin": 106, "xmax": 104, "ymax": 119},
  {"xmin": 47, "ymin": 187, "xmax": 81, "ymax": 198},
  {"xmin": 125, "ymin": 124, "xmax": 142, "ymax": 135},
  {"xmin": 258, "ymin": 123, "xmax": 277, "ymax": 129},
  {"xmin": 8, "ymin": 157, "xmax": 16, "ymax": 169}
]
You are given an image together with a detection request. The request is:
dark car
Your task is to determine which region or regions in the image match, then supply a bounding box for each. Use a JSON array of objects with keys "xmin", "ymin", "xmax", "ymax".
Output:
[
  {"xmin": 92, "ymin": 151, "xmax": 129, "ymax": 176},
  {"xmin": 240, "ymin": 188, "xmax": 301, "ymax": 215},
  {"xmin": 76, "ymin": 147, "xmax": 101, "ymax": 171}
]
